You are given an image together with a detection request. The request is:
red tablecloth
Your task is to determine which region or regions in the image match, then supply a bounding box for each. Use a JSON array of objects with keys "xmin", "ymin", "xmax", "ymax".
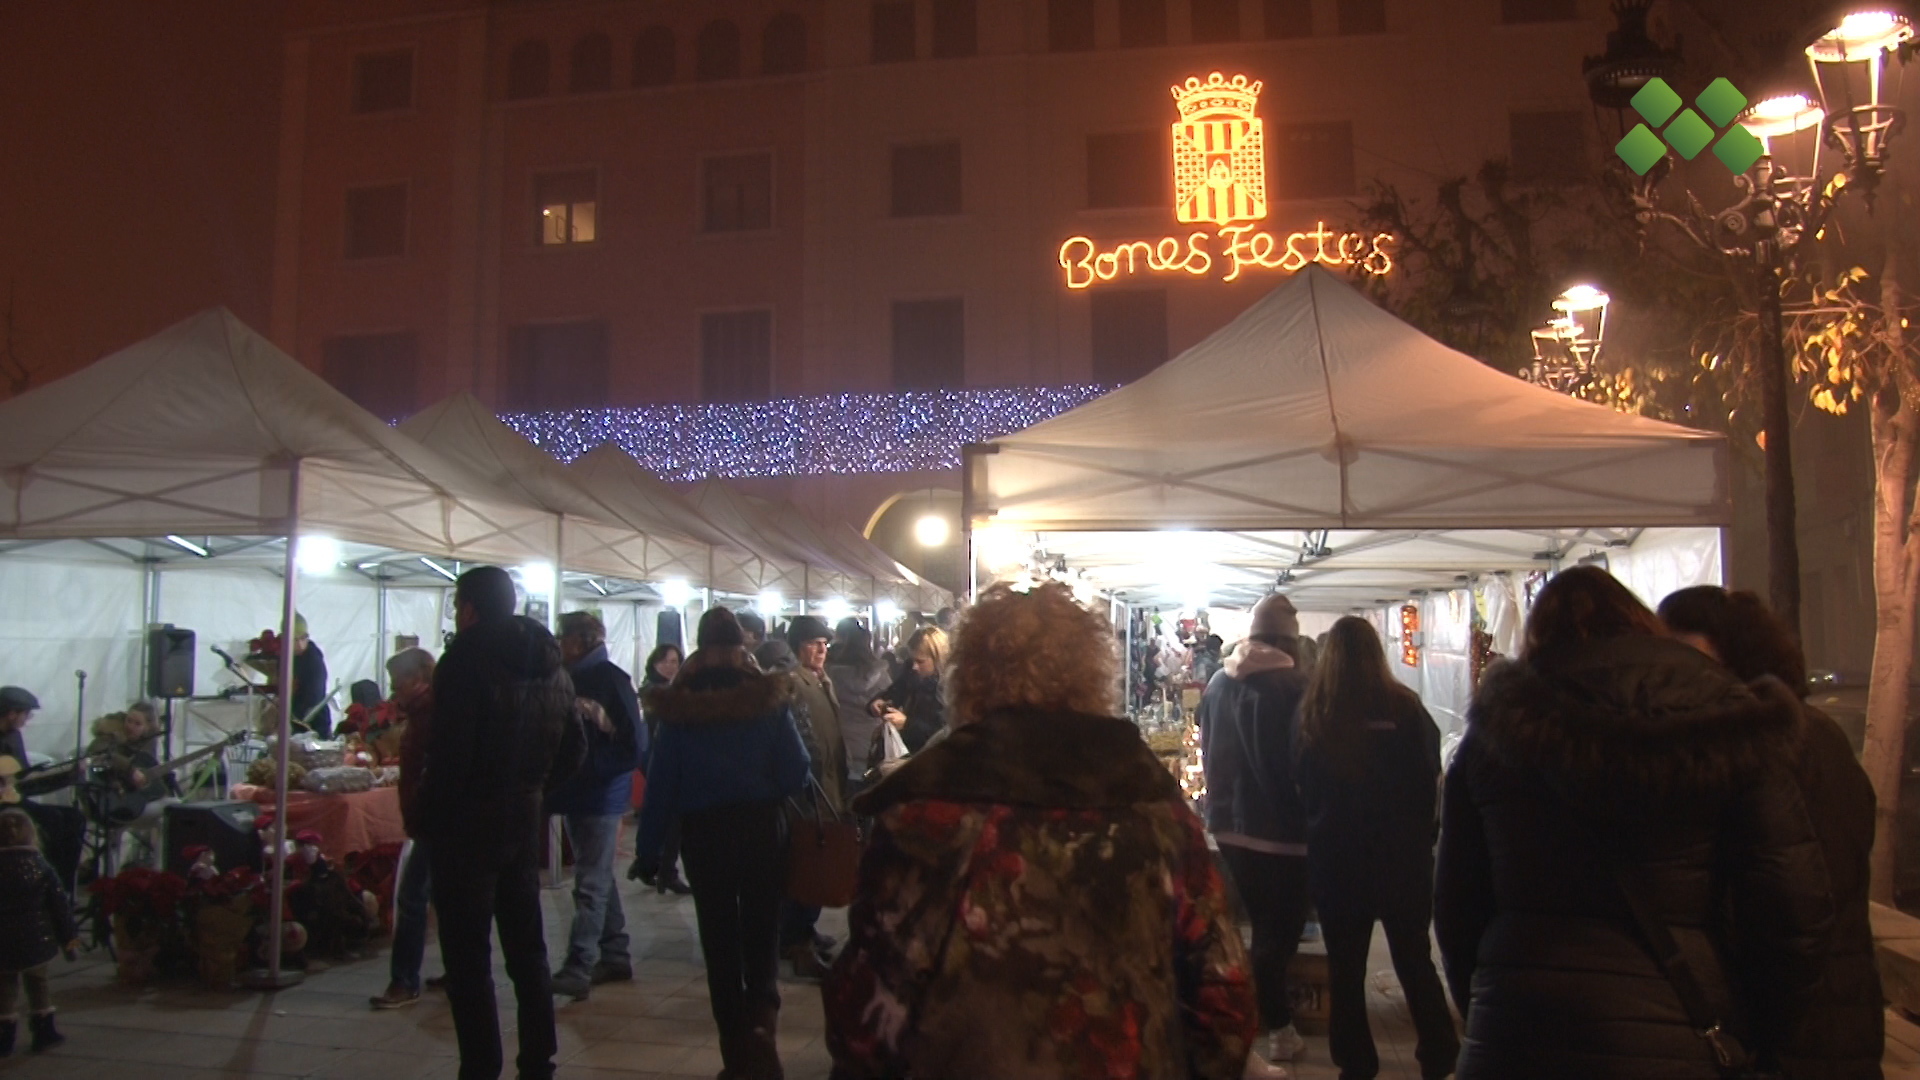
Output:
[{"xmin": 230, "ymin": 784, "xmax": 406, "ymax": 863}]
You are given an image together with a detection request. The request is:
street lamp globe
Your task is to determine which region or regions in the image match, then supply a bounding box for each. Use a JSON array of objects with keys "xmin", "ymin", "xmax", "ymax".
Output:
[
  {"xmin": 1806, "ymin": 9, "xmax": 1913, "ymax": 195},
  {"xmin": 914, "ymin": 513, "xmax": 950, "ymax": 547}
]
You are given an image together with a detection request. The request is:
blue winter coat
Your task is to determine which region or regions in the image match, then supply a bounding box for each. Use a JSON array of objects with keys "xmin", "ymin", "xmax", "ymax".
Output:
[
  {"xmin": 634, "ymin": 658, "xmax": 810, "ymax": 863},
  {"xmin": 545, "ymin": 645, "xmax": 646, "ymax": 818}
]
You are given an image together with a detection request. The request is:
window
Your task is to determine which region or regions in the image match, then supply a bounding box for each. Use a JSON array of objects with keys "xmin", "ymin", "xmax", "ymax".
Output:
[
  {"xmin": 1509, "ymin": 110, "xmax": 1587, "ymax": 184},
  {"xmin": 1264, "ymin": 0, "xmax": 1312, "ymax": 38},
  {"xmin": 344, "ymin": 183, "xmax": 407, "ymax": 259},
  {"xmin": 701, "ymin": 311, "xmax": 773, "ymax": 402},
  {"xmin": 1090, "ymin": 291, "xmax": 1168, "ymax": 383},
  {"xmin": 534, "ymin": 170, "xmax": 597, "ymax": 245},
  {"xmin": 1049, "ymin": 0, "xmax": 1095, "ymax": 52},
  {"xmin": 633, "ymin": 26, "xmax": 676, "ymax": 86},
  {"xmin": 504, "ymin": 321, "xmax": 609, "ymax": 411},
  {"xmin": 506, "ymin": 39, "xmax": 550, "ymax": 99},
  {"xmin": 1274, "ymin": 121, "xmax": 1355, "ymax": 198},
  {"xmin": 1086, "ymin": 132, "xmax": 1166, "ymax": 208},
  {"xmin": 891, "ymin": 142, "xmax": 962, "ymax": 217},
  {"xmin": 763, "ymin": 13, "xmax": 807, "ymax": 74},
  {"xmin": 1117, "ymin": 0, "xmax": 1166, "ymax": 47},
  {"xmin": 569, "ymin": 33, "xmax": 612, "ymax": 92},
  {"xmin": 323, "ymin": 332, "xmax": 418, "ymax": 419},
  {"xmin": 696, "ymin": 20, "xmax": 741, "ymax": 80},
  {"xmin": 351, "ymin": 49, "xmax": 413, "ymax": 113},
  {"xmin": 892, "ymin": 299, "xmax": 965, "ymax": 389},
  {"xmin": 932, "ymin": 0, "xmax": 978, "ymax": 58},
  {"xmin": 1335, "ymin": 0, "xmax": 1387, "ymax": 34},
  {"xmin": 1190, "ymin": 0, "xmax": 1240, "ymax": 43},
  {"xmin": 702, "ymin": 152, "xmax": 773, "ymax": 232},
  {"xmin": 872, "ymin": 2, "xmax": 915, "ymax": 63},
  {"xmin": 1501, "ymin": 0, "xmax": 1577, "ymax": 22}
]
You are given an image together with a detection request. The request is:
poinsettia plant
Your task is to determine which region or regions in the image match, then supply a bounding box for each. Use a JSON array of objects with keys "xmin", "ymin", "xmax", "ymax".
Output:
[{"xmin": 89, "ymin": 867, "xmax": 189, "ymax": 945}]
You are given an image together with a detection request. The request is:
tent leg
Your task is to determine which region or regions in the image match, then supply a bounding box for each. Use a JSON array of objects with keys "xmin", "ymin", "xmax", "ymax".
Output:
[
  {"xmin": 246, "ymin": 516, "xmax": 305, "ymax": 990},
  {"xmin": 375, "ymin": 576, "xmax": 389, "ymax": 695}
]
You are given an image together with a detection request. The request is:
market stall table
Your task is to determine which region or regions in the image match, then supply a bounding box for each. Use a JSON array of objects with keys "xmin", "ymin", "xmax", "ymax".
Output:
[{"xmin": 229, "ymin": 783, "xmax": 406, "ymax": 863}]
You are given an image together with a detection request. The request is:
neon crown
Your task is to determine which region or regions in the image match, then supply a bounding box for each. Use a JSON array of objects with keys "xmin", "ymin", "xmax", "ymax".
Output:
[{"xmin": 1171, "ymin": 72, "xmax": 1263, "ymax": 119}]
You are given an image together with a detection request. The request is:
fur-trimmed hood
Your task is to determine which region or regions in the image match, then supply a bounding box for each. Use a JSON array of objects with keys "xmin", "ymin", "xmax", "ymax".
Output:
[
  {"xmin": 641, "ymin": 662, "xmax": 793, "ymax": 727},
  {"xmin": 1469, "ymin": 634, "xmax": 1804, "ymax": 811},
  {"xmin": 1224, "ymin": 640, "xmax": 1294, "ymax": 680},
  {"xmin": 854, "ymin": 708, "xmax": 1180, "ymax": 815}
]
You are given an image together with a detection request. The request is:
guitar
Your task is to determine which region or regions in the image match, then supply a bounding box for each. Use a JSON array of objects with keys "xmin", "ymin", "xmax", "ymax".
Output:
[
  {"xmin": 89, "ymin": 731, "xmax": 248, "ymax": 825},
  {"xmin": 0, "ymin": 754, "xmax": 19, "ymax": 804}
]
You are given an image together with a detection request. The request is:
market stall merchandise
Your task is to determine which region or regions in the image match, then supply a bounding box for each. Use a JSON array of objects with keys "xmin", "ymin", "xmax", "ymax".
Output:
[{"xmin": 230, "ymin": 784, "xmax": 404, "ymax": 865}]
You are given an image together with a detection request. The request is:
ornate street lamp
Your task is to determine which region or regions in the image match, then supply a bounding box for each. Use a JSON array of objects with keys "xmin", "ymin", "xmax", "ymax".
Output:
[
  {"xmin": 1580, "ymin": 2, "xmax": 1912, "ymax": 639},
  {"xmin": 1523, "ymin": 285, "xmax": 1611, "ymax": 393},
  {"xmin": 1806, "ymin": 10, "xmax": 1912, "ymax": 201}
]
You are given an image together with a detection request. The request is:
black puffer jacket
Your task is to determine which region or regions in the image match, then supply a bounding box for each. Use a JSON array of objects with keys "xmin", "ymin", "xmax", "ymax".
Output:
[
  {"xmin": 0, "ymin": 845, "xmax": 76, "ymax": 970},
  {"xmin": 1783, "ymin": 704, "xmax": 1882, "ymax": 1080},
  {"xmin": 418, "ymin": 615, "xmax": 583, "ymax": 846},
  {"xmin": 1197, "ymin": 643, "xmax": 1309, "ymax": 849},
  {"xmin": 1435, "ymin": 636, "xmax": 1832, "ymax": 1080},
  {"xmin": 873, "ymin": 669, "xmax": 946, "ymax": 754}
]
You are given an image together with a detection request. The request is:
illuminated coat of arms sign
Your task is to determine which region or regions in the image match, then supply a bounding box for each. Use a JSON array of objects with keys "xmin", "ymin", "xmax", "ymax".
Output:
[
  {"xmin": 1172, "ymin": 73, "xmax": 1267, "ymax": 227},
  {"xmin": 1058, "ymin": 71, "xmax": 1394, "ymax": 289}
]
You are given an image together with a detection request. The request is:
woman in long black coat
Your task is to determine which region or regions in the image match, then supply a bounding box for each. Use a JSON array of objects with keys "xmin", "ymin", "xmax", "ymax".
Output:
[
  {"xmin": 1659, "ymin": 585, "xmax": 1883, "ymax": 1080},
  {"xmin": 1296, "ymin": 616, "xmax": 1459, "ymax": 1080},
  {"xmin": 1436, "ymin": 567, "xmax": 1834, "ymax": 1079}
]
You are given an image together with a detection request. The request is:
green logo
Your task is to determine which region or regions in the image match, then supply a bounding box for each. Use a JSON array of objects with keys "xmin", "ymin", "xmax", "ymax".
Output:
[{"xmin": 1614, "ymin": 77, "xmax": 1765, "ymax": 176}]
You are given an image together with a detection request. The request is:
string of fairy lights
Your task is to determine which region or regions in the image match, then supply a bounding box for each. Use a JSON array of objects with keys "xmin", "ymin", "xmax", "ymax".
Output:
[{"xmin": 500, "ymin": 386, "xmax": 1113, "ymax": 480}]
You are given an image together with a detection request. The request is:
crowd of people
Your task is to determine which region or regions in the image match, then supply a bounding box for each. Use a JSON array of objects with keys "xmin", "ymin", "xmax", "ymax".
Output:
[{"xmin": 0, "ymin": 564, "xmax": 1889, "ymax": 1080}]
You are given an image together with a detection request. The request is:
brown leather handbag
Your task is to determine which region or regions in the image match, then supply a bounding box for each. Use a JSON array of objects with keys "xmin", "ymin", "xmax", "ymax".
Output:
[{"xmin": 785, "ymin": 777, "xmax": 862, "ymax": 908}]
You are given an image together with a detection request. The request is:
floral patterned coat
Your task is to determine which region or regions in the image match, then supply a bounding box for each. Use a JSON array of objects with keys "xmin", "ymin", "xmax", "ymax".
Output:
[{"xmin": 824, "ymin": 708, "xmax": 1257, "ymax": 1080}]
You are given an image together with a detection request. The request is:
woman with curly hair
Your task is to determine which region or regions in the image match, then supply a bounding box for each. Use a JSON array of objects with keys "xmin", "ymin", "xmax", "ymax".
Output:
[
  {"xmin": 1658, "ymin": 586, "xmax": 1881, "ymax": 1080},
  {"xmin": 825, "ymin": 583, "xmax": 1260, "ymax": 1080}
]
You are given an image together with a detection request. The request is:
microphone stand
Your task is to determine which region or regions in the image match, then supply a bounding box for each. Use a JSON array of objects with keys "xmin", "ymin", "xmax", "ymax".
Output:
[{"xmin": 72, "ymin": 670, "xmax": 86, "ymax": 774}]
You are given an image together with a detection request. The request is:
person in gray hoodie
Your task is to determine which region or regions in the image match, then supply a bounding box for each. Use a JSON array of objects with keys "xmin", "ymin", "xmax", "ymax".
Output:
[{"xmin": 1196, "ymin": 593, "xmax": 1312, "ymax": 1068}]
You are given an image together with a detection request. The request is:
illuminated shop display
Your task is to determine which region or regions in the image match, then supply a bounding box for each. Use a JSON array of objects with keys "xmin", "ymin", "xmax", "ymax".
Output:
[
  {"xmin": 502, "ymin": 385, "xmax": 1112, "ymax": 480},
  {"xmin": 1059, "ymin": 72, "xmax": 1396, "ymax": 289}
]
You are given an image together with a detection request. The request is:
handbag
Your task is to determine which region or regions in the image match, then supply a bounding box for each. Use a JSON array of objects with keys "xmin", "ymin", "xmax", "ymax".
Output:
[
  {"xmin": 785, "ymin": 775, "xmax": 862, "ymax": 908},
  {"xmin": 1607, "ymin": 857, "xmax": 1781, "ymax": 1079}
]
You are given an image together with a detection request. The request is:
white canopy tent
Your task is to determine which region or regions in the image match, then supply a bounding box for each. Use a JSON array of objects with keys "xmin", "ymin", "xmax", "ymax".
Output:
[
  {"xmin": 964, "ymin": 267, "xmax": 1731, "ymax": 612},
  {"xmin": 0, "ymin": 308, "xmax": 568, "ymax": 984}
]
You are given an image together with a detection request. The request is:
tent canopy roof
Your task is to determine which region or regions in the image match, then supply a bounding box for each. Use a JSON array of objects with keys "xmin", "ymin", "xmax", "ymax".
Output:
[
  {"xmin": 0, "ymin": 309, "xmax": 556, "ymax": 564},
  {"xmin": 967, "ymin": 267, "xmax": 1729, "ymax": 534}
]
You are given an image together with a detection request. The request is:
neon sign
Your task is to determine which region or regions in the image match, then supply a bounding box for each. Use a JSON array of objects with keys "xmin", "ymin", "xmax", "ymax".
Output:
[{"xmin": 1059, "ymin": 72, "xmax": 1396, "ymax": 289}]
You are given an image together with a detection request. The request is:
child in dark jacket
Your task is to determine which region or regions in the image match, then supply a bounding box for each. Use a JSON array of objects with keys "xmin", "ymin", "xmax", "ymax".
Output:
[{"xmin": 0, "ymin": 808, "xmax": 78, "ymax": 1055}]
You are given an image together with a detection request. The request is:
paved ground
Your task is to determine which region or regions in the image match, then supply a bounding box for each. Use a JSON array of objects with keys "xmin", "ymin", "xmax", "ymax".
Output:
[{"xmin": 2, "ymin": 871, "xmax": 1914, "ymax": 1080}]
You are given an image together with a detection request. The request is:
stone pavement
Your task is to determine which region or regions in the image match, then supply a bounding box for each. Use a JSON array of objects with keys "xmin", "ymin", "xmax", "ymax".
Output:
[{"xmin": 2, "ymin": 870, "xmax": 1914, "ymax": 1079}]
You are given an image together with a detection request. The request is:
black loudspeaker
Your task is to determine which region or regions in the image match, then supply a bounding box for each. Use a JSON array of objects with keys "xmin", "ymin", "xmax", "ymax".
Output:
[
  {"xmin": 656, "ymin": 609, "xmax": 683, "ymax": 649},
  {"xmin": 164, "ymin": 800, "xmax": 261, "ymax": 876},
  {"xmin": 147, "ymin": 624, "xmax": 195, "ymax": 699}
]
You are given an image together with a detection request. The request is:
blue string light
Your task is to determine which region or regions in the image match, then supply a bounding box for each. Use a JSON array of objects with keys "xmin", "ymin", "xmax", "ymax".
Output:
[{"xmin": 500, "ymin": 386, "xmax": 1113, "ymax": 480}]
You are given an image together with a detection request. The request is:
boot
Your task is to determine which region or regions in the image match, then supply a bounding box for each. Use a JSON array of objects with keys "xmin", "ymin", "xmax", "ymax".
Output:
[
  {"xmin": 28, "ymin": 1012, "xmax": 63, "ymax": 1053},
  {"xmin": 1, "ymin": 1018, "xmax": 15, "ymax": 1056}
]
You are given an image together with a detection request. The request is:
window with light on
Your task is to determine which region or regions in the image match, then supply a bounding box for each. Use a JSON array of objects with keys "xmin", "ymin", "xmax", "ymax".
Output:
[{"xmin": 536, "ymin": 170, "xmax": 597, "ymax": 245}]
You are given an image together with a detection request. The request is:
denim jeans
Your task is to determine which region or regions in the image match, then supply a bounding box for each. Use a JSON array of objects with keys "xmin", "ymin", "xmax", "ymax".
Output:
[
  {"xmin": 560, "ymin": 813, "xmax": 630, "ymax": 976},
  {"xmin": 1218, "ymin": 844, "xmax": 1312, "ymax": 1031},
  {"xmin": 681, "ymin": 800, "xmax": 786, "ymax": 1077},
  {"xmin": 389, "ymin": 838, "xmax": 432, "ymax": 991}
]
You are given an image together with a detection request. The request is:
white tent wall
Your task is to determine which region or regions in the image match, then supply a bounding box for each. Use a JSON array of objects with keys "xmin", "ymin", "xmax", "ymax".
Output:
[
  {"xmin": 155, "ymin": 567, "xmax": 379, "ymax": 710},
  {"xmin": 1, "ymin": 558, "xmax": 146, "ymax": 761},
  {"xmin": 1570, "ymin": 527, "xmax": 1724, "ymax": 610},
  {"xmin": 381, "ymin": 586, "xmax": 452, "ymax": 666}
]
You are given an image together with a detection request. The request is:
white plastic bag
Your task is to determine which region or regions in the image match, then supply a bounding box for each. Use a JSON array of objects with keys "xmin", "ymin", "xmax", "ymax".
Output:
[{"xmin": 880, "ymin": 723, "xmax": 908, "ymax": 763}]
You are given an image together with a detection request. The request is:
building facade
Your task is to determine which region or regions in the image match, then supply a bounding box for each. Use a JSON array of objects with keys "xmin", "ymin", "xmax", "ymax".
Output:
[{"xmin": 273, "ymin": 0, "xmax": 1610, "ymax": 416}]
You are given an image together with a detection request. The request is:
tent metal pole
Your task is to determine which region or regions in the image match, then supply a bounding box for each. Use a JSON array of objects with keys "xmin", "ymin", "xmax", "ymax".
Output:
[
  {"xmin": 251, "ymin": 462, "xmax": 304, "ymax": 990},
  {"xmin": 375, "ymin": 575, "xmax": 389, "ymax": 695},
  {"xmin": 546, "ymin": 516, "xmax": 565, "ymax": 891},
  {"xmin": 141, "ymin": 562, "xmax": 162, "ymax": 755}
]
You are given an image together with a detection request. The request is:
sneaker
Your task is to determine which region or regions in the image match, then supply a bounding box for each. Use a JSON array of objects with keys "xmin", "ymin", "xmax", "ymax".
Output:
[
  {"xmin": 369, "ymin": 984, "xmax": 421, "ymax": 1010},
  {"xmin": 1267, "ymin": 1024, "xmax": 1307, "ymax": 1062},
  {"xmin": 784, "ymin": 943, "xmax": 829, "ymax": 982},
  {"xmin": 550, "ymin": 968, "xmax": 592, "ymax": 1000},
  {"xmin": 590, "ymin": 960, "xmax": 633, "ymax": 985},
  {"xmin": 1243, "ymin": 1051, "xmax": 1290, "ymax": 1079},
  {"xmin": 812, "ymin": 932, "xmax": 839, "ymax": 954}
]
